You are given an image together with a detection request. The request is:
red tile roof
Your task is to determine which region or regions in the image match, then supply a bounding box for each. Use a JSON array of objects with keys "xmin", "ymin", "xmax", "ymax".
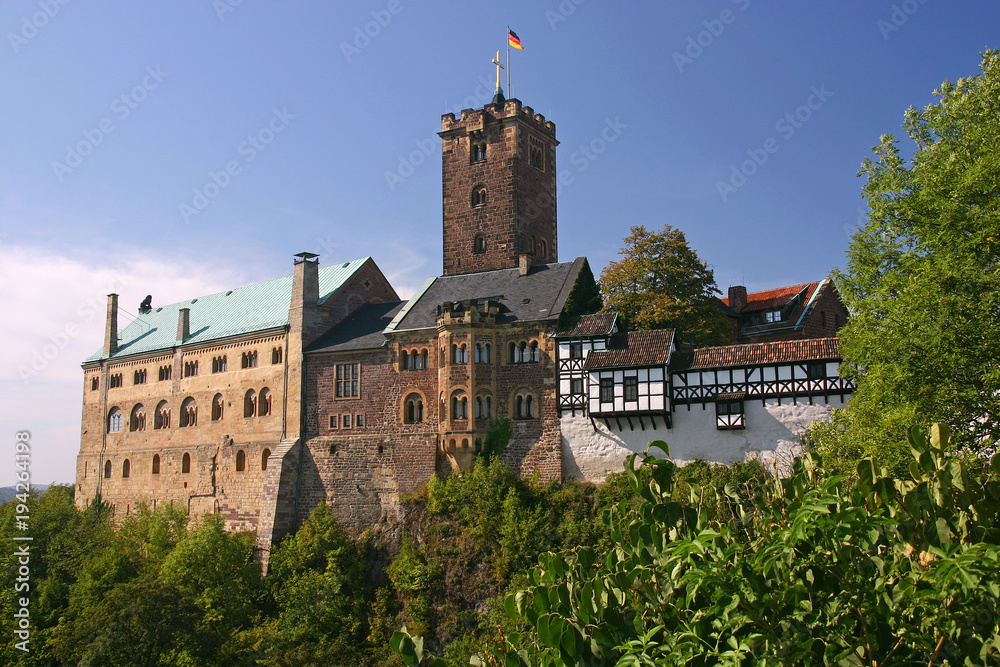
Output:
[
  {"xmin": 555, "ymin": 312, "xmax": 618, "ymax": 337},
  {"xmin": 722, "ymin": 282, "xmax": 819, "ymax": 312},
  {"xmin": 671, "ymin": 337, "xmax": 842, "ymax": 370},
  {"xmin": 583, "ymin": 329, "xmax": 674, "ymax": 370}
]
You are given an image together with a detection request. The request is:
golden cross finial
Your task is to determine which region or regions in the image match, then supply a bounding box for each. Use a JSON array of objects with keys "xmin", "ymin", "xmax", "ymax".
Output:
[{"xmin": 492, "ymin": 50, "xmax": 504, "ymax": 91}]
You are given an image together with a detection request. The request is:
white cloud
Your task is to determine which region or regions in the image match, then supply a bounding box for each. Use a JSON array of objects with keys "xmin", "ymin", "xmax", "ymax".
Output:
[{"xmin": 0, "ymin": 244, "xmax": 250, "ymax": 486}]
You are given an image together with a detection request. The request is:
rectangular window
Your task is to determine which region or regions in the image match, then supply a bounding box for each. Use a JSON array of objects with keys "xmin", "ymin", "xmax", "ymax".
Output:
[
  {"xmin": 624, "ymin": 376, "xmax": 639, "ymax": 402},
  {"xmin": 569, "ymin": 342, "xmax": 583, "ymax": 359},
  {"xmin": 335, "ymin": 363, "xmax": 359, "ymax": 398},
  {"xmin": 807, "ymin": 362, "xmax": 827, "ymax": 379},
  {"xmin": 342, "ymin": 414, "xmax": 352, "ymax": 429},
  {"xmin": 570, "ymin": 378, "xmax": 584, "ymax": 394},
  {"xmin": 599, "ymin": 377, "xmax": 614, "ymax": 403},
  {"xmin": 329, "ymin": 415, "xmax": 338, "ymax": 429},
  {"xmin": 715, "ymin": 400, "xmax": 745, "ymax": 430},
  {"xmin": 355, "ymin": 414, "xmax": 364, "ymax": 428}
]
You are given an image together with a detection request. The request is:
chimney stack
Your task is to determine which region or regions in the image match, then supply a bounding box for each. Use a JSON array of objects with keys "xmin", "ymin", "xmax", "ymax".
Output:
[
  {"xmin": 728, "ymin": 286, "xmax": 748, "ymax": 313},
  {"xmin": 176, "ymin": 308, "xmax": 190, "ymax": 344},
  {"xmin": 103, "ymin": 294, "xmax": 119, "ymax": 357},
  {"xmin": 518, "ymin": 254, "xmax": 533, "ymax": 277},
  {"xmin": 289, "ymin": 252, "xmax": 321, "ymax": 342}
]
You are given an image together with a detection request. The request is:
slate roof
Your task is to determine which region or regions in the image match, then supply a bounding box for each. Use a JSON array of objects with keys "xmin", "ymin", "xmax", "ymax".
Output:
[
  {"xmin": 670, "ymin": 337, "xmax": 842, "ymax": 371},
  {"xmin": 723, "ymin": 280, "xmax": 828, "ymax": 339},
  {"xmin": 84, "ymin": 258, "xmax": 371, "ymax": 363},
  {"xmin": 554, "ymin": 312, "xmax": 618, "ymax": 338},
  {"xmin": 387, "ymin": 259, "xmax": 585, "ymax": 332},
  {"xmin": 583, "ymin": 329, "xmax": 675, "ymax": 370},
  {"xmin": 723, "ymin": 282, "xmax": 819, "ymax": 312},
  {"xmin": 307, "ymin": 301, "xmax": 406, "ymax": 354}
]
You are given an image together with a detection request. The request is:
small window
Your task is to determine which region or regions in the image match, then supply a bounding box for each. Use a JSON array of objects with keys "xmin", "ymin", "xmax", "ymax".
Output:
[
  {"xmin": 404, "ymin": 394, "xmax": 424, "ymax": 423},
  {"xmin": 329, "ymin": 415, "xmax": 338, "ymax": 429},
  {"xmin": 715, "ymin": 399, "xmax": 745, "ymax": 430},
  {"xmin": 452, "ymin": 344, "xmax": 468, "ymax": 365},
  {"xmin": 514, "ymin": 393, "xmax": 535, "ymax": 419},
  {"xmin": 158, "ymin": 365, "xmax": 172, "ymax": 381},
  {"xmin": 355, "ymin": 414, "xmax": 364, "ymax": 428},
  {"xmin": 261, "ymin": 448, "xmax": 271, "ymax": 470},
  {"xmin": 540, "ymin": 239, "xmax": 547, "ymax": 260},
  {"xmin": 236, "ymin": 450, "xmax": 246, "ymax": 472},
  {"xmin": 807, "ymin": 362, "xmax": 827, "ymax": 379},
  {"xmin": 271, "ymin": 347, "xmax": 283, "ymax": 364},
  {"xmin": 151, "ymin": 454, "xmax": 160, "ymax": 475},
  {"xmin": 475, "ymin": 343, "xmax": 491, "ymax": 364},
  {"xmin": 212, "ymin": 356, "xmax": 227, "ymax": 373},
  {"xmin": 473, "ymin": 234, "xmax": 487, "ymax": 254},
  {"xmin": 104, "ymin": 460, "xmax": 112, "ymax": 478},
  {"xmin": 342, "ymin": 414, "xmax": 352, "ymax": 429},
  {"xmin": 90, "ymin": 376, "xmax": 99, "ymax": 391},
  {"xmin": 109, "ymin": 373, "xmax": 123, "ymax": 388},
  {"xmin": 244, "ymin": 390, "xmax": 257, "ymax": 418},
  {"xmin": 569, "ymin": 342, "xmax": 583, "ymax": 359},
  {"xmin": 472, "ymin": 186, "xmax": 487, "ymax": 207},
  {"xmin": 182, "ymin": 452, "xmax": 191, "ymax": 474},
  {"xmin": 624, "ymin": 376, "xmax": 639, "ymax": 402},
  {"xmin": 472, "ymin": 142, "xmax": 487, "ymax": 162},
  {"xmin": 530, "ymin": 341, "xmax": 540, "ymax": 363},
  {"xmin": 212, "ymin": 394, "xmax": 224, "ymax": 421},
  {"xmin": 183, "ymin": 361, "xmax": 198, "ymax": 377},
  {"xmin": 599, "ymin": 377, "xmax": 614, "ymax": 404},
  {"xmin": 129, "ymin": 404, "xmax": 146, "ymax": 432},
  {"xmin": 570, "ymin": 378, "xmax": 584, "ymax": 394},
  {"xmin": 451, "ymin": 393, "xmax": 468, "ymax": 420},
  {"xmin": 179, "ymin": 397, "xmax": 197, "ymax": 427},
  {"xmin": 259, "ymin": 388, "xmax": 272, "ymax": 416},
  {"xmin": 133, "ymin": 369, "xmax": 147, "ymax": 385},
  {"xmin": 122, "ymin": 459, "xmax": 130, "ymax": 478},
  {"xmin": 154, "ymin": 401, "xmax": 170, "ymax": 429}
]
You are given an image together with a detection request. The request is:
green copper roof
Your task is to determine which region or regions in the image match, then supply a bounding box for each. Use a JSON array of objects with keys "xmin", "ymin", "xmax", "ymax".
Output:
[{"xmin": 84, "ymin": 258, "xmax": 370, "ymax": 363}]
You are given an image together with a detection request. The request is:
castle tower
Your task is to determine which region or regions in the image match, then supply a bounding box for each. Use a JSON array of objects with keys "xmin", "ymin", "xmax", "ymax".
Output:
[{"xmin": 439, "ymin": 93, "xmax": 559, "ymax": 276}]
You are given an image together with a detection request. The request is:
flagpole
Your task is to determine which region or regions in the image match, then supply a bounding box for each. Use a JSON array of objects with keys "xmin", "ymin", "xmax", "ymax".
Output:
[{"xmin": 506, "ymin": 26, "xmax": 511, "ymax": 99}]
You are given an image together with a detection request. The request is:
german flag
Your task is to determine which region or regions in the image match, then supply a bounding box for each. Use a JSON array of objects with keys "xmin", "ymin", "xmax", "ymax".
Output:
[{"xmin": 508, "ymin": 29, "xmax": 523, "ymax": 50}]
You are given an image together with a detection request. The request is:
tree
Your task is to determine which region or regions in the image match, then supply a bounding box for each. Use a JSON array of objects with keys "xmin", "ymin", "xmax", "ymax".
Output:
[
  {"xmin": 479, "ymin": 430, "xmax": 1000, "ymax": 665},
  {"xmin": 817, "ymin": 50, "xmax": 1000, "ymax": 468},
  {"xmin": 599, "ymin": 224, "xmax": 730, "ymax": 346}
]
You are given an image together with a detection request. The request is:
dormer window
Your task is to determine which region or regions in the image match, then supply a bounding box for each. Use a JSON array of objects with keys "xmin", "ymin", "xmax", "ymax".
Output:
[
  {"xmin": 472, "ymin": 186, "xmax": 487, "ymax": 207},
  {"xmin": 471, "ymin": 142, "xmax": 487, "ymax": 162}
]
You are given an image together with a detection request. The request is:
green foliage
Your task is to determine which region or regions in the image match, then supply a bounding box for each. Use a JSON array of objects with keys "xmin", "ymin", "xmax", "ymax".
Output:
[
  {"xmin": 560, "ymin": 258, "xmax": 602, "ymax": 325},
  {"xmin": 477, "ymin": 429, "xmax": 1000, "ymax": 665},
  {"xmin": 822, "ymin": 50, "xmax": 1000, "ymax": 468},
  {"xmin": 599, "ymin": 224, "xmax": 731, "ymax": 346},
  {"xmin": 482, "ymin": 416, "xmax": 512, "ymax": 460}
]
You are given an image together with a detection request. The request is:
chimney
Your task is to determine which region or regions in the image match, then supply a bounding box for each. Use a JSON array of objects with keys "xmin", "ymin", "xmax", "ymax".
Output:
[
  {"xmin": 518, "ymin": 254, "xmax": 533, "ymax": 277},
  {"xmin": 728, "ymin": 286, "xmax": 748, "ymax": 313},
  {"xmin": 289, "ymin": 252, "xmax": 321, "ymax": 340},
  {"xmin": 176, "ymin": 308, "xmax": 190, "ymax": 344},
  {"xmin": 103, "ymin": 294, "xmax": 119, "ymax": 357}
]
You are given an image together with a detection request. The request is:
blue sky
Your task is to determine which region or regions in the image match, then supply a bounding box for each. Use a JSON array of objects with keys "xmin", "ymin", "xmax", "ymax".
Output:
[{"xmin": 2, "ymin": 0, "xmax": 997, "ymax": 485}]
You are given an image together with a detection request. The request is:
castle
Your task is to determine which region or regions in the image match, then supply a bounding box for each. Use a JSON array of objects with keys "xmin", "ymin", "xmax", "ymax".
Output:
[{"xmin": 76, "ymin": 85, "xmax": 852, "ymax": 563}]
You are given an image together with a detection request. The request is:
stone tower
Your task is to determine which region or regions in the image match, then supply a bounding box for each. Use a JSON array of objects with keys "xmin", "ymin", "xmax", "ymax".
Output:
[{"xmin": 439, "ymin": 93, "xmax": 559, "ymax": 276}]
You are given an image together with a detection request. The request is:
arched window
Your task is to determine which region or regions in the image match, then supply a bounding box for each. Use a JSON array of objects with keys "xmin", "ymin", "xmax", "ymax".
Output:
[
  {"xmin": 475, "ymin": 393, "xmax": 493, "ymax": 419},
  {"xmin": 122, "ymin": 459, "xmax": 130, "ymax": 478},
  {"xmin": 108, "ymin": 407, "xmax": 122, "ymax": 433},
  {"xmin": 104, "ymin": 460, "xmax": 112, "ymax": 478},
  {"xmin": 212, "ymin": 394, "xmax": 224, "ymax": 421},
  {"xmin": 452, "ymin": 344, "xmax": 468, "ymax": 364},
  {"xmin": 509, "ymin": 342, "xmax": 518, "ymax": 364},
  {"xmin": 259, "ymin": 388, "xmax": 272, "ymax": 416},
  {"xmin": 404, "ymin": 393, "xmax": 424, "ymax": 424},
  {"xmin": 530, "ymin": 341, "xmax": 540, "ymax": 363},
  {"xmin": 540, "ymin": 239, "xmax": 547, "ymax": 260},
  {"xmin": 244, "ymin": 389, "xmax": 256, "ymax": 418},
  {"xmin": 242, "ymin": 350, "xmax": 258, "ymax": 368},
  {"xmin": 154, "ymin": 401, "xmax": 170, "ymax": 429},
  {"xmin": 526, "ymin": 395, "xmax": 535, "ymax": 418},
  {"xmin": 472, "ymin": 186, "xmax": 487, "ymax": 207},
  {"xmin": 476, "ymin": 343, "xmax": 491, "ymax": 364},
  {"xmin": 451, "ymin": 392, "xmax": 468, "ymax": 420},
  {"xmin": 271, "ymin": 347, "xmax": 283, "ymax": 364},
  {"xmin": 236, "ymin": 449, "xmax": 246, "ymax": 472},
  {"xmin": 261, "ymin": 448, "xmax": 271, "ymax": 471},
  {"xmin": 420, "ymin": 349, "xmax": 428, "ymax": 369},
  {"xmin": 179, "ymin": 398, "xmax": 197, "ymax": 427},
  {"xmin": 152, "ymin": 454, "xmax": 160, "ymax": 475},
  {"xmin": 472, "ymin": 142, "xmax": 487, "ymax": 162},
  {"xmin": 473, "ymin": 234, "xmax": 487, "ymax": 254},
  {"xmin": 129, "ymin": 404, "xmax": 146, "ymax": 432},
  {"xmin": 519, "ymin": 342, "xmax": 529, "ymax": 363},
  {"xmin": 514, "ymin": 391, "xmax": 536, "ymax": 419},
  {"xmin": 401, "ymin": 350, "xmax": 409, "ymax": 370},
  {"xmin": 182, "ymin": 452, "xmax": 191, "ymax": 474},
  {"xmin": 462, "ymin": 438, "xmax": 469, "ymax": 450}
]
